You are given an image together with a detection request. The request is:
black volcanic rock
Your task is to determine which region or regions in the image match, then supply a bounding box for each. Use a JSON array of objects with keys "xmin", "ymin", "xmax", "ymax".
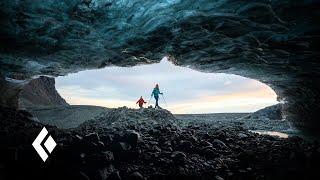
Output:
[
  {"xmin": 128, "ymin": 172, "xmax": 144, "ymax": 180},
  {"xmin": 171, "ymin": 151, "xmax": 187, "ymax": 165},
  {"xmin": 124, "ymin": 130, "xmax": 141, "ymax": 147},
  {"xmin": 108, "ymin": 171, "xmax": 122, "ymax": 180},
  {"xmin": 1, "ymin": 107, "xmax": 320, "ymax": 179},
  {"xmin": 84, "ymin": 133, "xmax": 100, "ymax": 143}
]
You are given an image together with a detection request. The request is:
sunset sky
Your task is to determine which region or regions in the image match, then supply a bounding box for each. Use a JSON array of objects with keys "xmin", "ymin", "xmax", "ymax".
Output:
[{"xmin": 55, "ymin": 57, "xmax": 278, "ymax": 114}]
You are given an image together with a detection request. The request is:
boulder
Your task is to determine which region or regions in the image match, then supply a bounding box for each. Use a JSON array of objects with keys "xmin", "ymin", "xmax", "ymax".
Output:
[
  {"xmin": 124, "ymin": 130, "xmax": 141, "ymax": 146},
  {"xmin": 84, "ymin": 133, "xmax": 100, "ymax": 143},
  {"xmin": 129, "ymin": 172, "xmax": 144, "ymax": 180},
  {"xmin": 171, "ymin": 151, "xmax": 187, "ymax": 165}
]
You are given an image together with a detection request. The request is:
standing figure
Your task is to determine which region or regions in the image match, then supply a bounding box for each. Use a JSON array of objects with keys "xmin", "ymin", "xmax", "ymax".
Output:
[
  {"xmin": 136, "ymin": 96, "xmax": 147, "ymax": 108},
  {"xmin": 151, "ymin": 84, "xmax": 163, "ymax": 108}
]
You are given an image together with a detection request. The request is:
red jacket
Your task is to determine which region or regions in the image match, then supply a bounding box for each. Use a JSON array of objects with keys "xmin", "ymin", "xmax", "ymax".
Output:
[{"xmin": 136, "ymin": 98, "xmax": 146, "ymax": 107}]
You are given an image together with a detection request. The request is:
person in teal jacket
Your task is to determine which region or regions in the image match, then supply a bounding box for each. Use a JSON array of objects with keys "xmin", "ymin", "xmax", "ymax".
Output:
[{"xmin": 151, "ymin": 84, "xmax": 163, "ymax": 108}]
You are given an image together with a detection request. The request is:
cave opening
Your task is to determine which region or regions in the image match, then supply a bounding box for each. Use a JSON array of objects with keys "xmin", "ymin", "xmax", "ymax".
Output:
[
  {"xmin": 55, "ymin": 56, "xmax": 278, "ymax": 114},
  {"xmin": 27, "ymin": 56, "xmax": 293, "ymax": 138},
  {"xmin": 1, "ymin": 0, "xmax": 320, "ymax": 179}
]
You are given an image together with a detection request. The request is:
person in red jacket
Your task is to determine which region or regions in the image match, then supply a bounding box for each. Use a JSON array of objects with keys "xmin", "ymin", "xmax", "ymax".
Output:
[{"xmin": 136, "ymin": 96, "xmax": 147, "ymax": 108}]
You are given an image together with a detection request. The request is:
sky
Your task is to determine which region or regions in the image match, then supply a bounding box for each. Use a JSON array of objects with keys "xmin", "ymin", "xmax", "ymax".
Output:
[{"xmin": 55, "ymin": 57, "xmax": 278, "ymax": 114}]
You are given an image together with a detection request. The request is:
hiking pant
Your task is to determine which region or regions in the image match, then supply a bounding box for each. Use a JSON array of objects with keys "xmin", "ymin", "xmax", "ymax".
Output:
[{"xmin": 154, "ymin": 96, "xmax": 159, "ymax": 107}]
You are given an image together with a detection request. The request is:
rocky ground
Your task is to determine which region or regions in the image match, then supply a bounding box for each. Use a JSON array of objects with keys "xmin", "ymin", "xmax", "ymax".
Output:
[
  {"xmin": 30, "ymin": 104, "xmax": 292, "ymax": 134},
  {"xmin": 1, "ymin": 106, "xmax": 320, "ymax": 180}
]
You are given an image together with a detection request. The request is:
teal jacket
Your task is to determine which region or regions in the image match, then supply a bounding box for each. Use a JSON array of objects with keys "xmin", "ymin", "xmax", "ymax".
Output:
[{"xmin": 151, "ymin": 87, "xmax": 162, "ymax": 97}]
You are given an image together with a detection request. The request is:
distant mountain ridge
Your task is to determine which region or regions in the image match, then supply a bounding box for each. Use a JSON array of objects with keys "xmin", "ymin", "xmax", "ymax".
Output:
[{"xmin": 19, "ymin": 76, "xmax": 69, "ymax": 109}]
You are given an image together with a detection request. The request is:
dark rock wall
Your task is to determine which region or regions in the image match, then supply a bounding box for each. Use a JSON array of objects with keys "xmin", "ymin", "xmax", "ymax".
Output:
[
  {"xmin": 0, "ymin": 0, "xmax": 319, "ymax": 131},
  {"xmin": 0, "ymin": 76, "xmax": 23, "ymax": 108}
]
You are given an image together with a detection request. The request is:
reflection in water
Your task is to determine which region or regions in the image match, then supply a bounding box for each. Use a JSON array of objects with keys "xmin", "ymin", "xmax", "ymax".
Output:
[
  {"xmin": 250, "ymin": 130, "xmax": 289, "ymax": 138},
  {"xmin": 56, "ymin": 57, "xmax": 278, "ymax": 114}
]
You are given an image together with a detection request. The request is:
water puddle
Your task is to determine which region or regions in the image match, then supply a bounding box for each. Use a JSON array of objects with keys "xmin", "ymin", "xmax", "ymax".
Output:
[
  {"xmin": 250, "ymin": 130, "xmax": 289, "ymax": 138},
  {"xmin": 56, "ymin": 57, "xmax": 278, "ymax": 114}
]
